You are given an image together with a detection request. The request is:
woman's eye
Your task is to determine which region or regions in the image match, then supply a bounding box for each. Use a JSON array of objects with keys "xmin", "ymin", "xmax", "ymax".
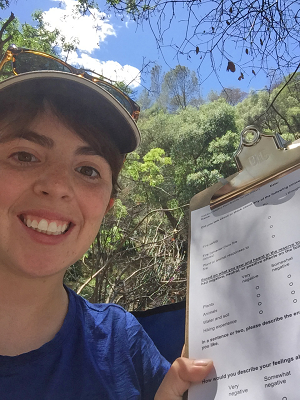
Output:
[
  {"xmin": 11, "ymin": 151, "xmax": 38, "ymax": 163},
  {"xmin": 76, "ymin": 166, "xmax": 100, "ymax": 178}
]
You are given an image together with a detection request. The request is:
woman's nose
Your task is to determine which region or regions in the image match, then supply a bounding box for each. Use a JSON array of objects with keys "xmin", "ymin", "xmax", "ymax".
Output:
[{"xmin": 32, "ymin": 163, "xmax": 75, "ymax": 200}]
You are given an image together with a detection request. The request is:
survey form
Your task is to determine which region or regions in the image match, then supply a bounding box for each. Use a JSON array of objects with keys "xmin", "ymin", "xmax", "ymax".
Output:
[{"xmin": 188, "ymin": 167, "xmax": 300, "ymax": 400}]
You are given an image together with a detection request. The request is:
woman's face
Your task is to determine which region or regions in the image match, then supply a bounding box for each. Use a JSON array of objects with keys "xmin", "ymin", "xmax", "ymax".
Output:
[{"xmin": 0, "ymin": 110, "xmax": 114, "ymax": 279}]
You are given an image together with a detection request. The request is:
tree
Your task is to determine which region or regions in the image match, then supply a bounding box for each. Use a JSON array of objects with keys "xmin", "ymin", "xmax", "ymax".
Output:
[
  {"xmin": 137, "ymin": 87, "xmax": 152, "ymax": 111},
  {"xmin": 207, "ymin": 90, "xmax": 220, "ymax": 103},
  {"xmin": 206, "ymin": 88, "xmax": 248, "ymax": 105},
  {"xmin": 138, "ymin": 64, "xmax": 203, "ymax": 113},
  {"xmin": 0, "ymin": 12, "xmax": 14, "ymax": 55},
  {"xmin": 170, "ymin": 100, "xmax": 238, "ymax": 203},
  {"xmin": 137, "ymin": 65, "xmax": 163, "ymax": 111},
  {"xmin": 236, "ymin": 73, "xmax": 300, "ymax": 139},
  {"xmin": 160, "ymin": 65, "xmax": 202, "ymax": 112},
  {"xmin": 150, "ymin": 64, "xmax": 162, "ymax": 102},
  {"xmin": 136, "ymin": 98, "xmax": 239, "ymax": 204},
  {"xmin": 219, "ymin": 88, "xmax": 248, "ymax": 106}
]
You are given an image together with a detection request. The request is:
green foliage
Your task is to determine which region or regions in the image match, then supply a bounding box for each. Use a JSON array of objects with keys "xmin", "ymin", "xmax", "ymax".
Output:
[
  {"xmin": 0, "ymin": 0, "xmax": 9, "ymax": 10},
  {"xmin": 0, "ymin": 11, "xmax": 79, "ymax": 78},
  {"xmin": 1, "ymin": 12, "xmax": 59, "ymax": 53},
  {"xmin": 186, "ymin": 169, "xmax": 220, "ymax": 194},
  {"xmin": 75, "ymin": 0, "xmax": 100, "ymax": 14},
  {"xmin": 0, "ymin": 13, "xmax": 61, "ymax": 80},
  {"xmin": 169, "ymin": 100, "xmax": 238, "ymax": 202},
  {"xmin": 140, "ymin": 148, "xmax": 172, "ymax": 186},
  {"xmin": 127, "ymin": 99, "xmax": 240, "ymax": 207},
  {"xmin": 101, "ymin": 225, "xmax": 123, "ymax": 247},
  {"xmin": 235, "ymin": 90, "xmax": 271, "ymax": 132},
  {"xmin": 208, "ymin": 130, "xmax": 240, "ymax": 173},
  {"xmin": 122, "ymin": 148, "xmax": 172, "ymax": 202},
  {"xmin": 133, "ymin": 99, "xmax": 240, "ymax": 204},
  {"xmin": 113, "ymin": 198, "xmax": 128, "ymax": 219},
  {"xmin": 236, "ymin": 73, "xmax": 300, "ymax": 139},
  {"xmin": 137, "ymin": 110, "xmax": 175, "ymax": 155},
  {"xmin": 114, "ymin": 81, "xmax": 134, "ymax": 96},
  {"xmin": 138, "ymin": 88, "xmax": 152, "ymax": 111}
]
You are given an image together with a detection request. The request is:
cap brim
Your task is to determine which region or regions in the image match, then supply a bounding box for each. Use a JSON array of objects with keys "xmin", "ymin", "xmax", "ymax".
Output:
[{"xmin": 0, "ymin": 71, "xmax": 141, "ymax": 153}]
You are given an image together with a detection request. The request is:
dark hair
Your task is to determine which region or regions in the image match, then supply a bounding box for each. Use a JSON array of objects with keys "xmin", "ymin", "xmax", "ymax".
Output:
[{"xmin": 0, "ymin": 79, "xmax": 125, "ymax": 197}]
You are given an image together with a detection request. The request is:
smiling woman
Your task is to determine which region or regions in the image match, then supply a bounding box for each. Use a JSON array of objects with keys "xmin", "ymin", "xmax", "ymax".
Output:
[{"xmin": 0, "ymin": 52, "xmax": 213, "ymax": 399}]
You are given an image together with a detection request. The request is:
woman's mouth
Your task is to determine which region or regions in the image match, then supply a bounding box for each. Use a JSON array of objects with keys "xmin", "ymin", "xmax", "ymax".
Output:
[{"xmin": 19, "ymin": 214, "xmax": 71, "ymax": 236}]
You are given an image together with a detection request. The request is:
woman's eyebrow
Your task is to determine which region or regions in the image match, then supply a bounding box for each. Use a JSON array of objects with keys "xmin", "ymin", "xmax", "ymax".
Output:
[
  {"xmin": 1, "ymin": 130, "xmax": 101, "ymax": 157},
  {"xmin": 0, "ymin": 131, "xmax": 54, "ymax": 148},
  {"xmin": 75, "ymin": 146, "xmax": 101, "ymax": 157}
]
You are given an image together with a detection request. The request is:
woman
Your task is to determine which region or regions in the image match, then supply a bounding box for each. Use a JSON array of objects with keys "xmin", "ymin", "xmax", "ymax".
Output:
[{"xmin": 0, "ymin": 47, "xmax": 213, "ymax": 399}]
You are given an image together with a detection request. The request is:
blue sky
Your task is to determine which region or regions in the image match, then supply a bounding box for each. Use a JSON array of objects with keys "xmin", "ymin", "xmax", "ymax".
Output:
[{"xmin": 1, "ymin": 0, "xmax": 277, "ymax": 99}]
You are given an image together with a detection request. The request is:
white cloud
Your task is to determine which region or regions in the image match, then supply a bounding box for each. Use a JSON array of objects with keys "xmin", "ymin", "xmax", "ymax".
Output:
[
  {"xmin": 66, "ymin": 52, "xmax": 141, "ymax": 88},
  {"xmin": 43, "ymin": 0, "xmax": 141, "ymax": 88},
  {"xmin": 44, "ymin": 0, "xmax": 115, "ymax": 53}
]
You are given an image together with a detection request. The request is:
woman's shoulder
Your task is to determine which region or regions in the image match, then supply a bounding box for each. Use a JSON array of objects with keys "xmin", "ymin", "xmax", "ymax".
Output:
[{"xmin": 66, "ymin": 286, "xmax": 139, "ymax": 331}]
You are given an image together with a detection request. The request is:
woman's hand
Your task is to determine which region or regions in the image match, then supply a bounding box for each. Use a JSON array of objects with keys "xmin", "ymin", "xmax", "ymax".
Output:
[{"xmin": 155, "ymin": 357, "xmax": 213, "ymax": 400}]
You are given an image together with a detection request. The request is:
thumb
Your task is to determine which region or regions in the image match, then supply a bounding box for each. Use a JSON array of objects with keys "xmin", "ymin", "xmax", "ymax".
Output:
[{"xmin": 155, "ymin": 357, "xmax": 213, "ymax": 400}]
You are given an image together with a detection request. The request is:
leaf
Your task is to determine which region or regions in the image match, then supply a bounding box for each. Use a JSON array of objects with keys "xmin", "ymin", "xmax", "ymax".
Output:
[
  {"xmin": 226, "ymin": 20, "xmax": 230, "ymax": 25},
  {"xmin": 245, "ymin": 48, "xmax": 249, "ymax": 54},
  {"xmin": 252, "ymin": 69, "xmax": 256, "ymax": 75},
  {"xmin": 226, "ymin": 61, "xmax": 235, "ymax": 72},
  {"xmin": 196, "ymin": 46, "xmax": 199, "ymax": 54},
  {"xmin": 260, "ymin": 38, "xmax": 263, "ymax": 45},
  {"xmin": 229, "ymin": 6, "xmax": 233, "ymax": 13},
  {"xmin": 238, "ymin": 72, "xmax": 244, "ymax": 81}
]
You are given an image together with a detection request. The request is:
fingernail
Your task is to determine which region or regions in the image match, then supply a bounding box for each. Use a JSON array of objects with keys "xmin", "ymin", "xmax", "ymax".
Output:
[{"xmin": 194, "ymin": 359, "xmax": 212, "ymax": 366}]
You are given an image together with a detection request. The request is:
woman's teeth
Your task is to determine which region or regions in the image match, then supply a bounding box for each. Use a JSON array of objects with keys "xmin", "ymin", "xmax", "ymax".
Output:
[{"xmin": 23, "ymin": 217, "xmax": 69, "ymax": 235}]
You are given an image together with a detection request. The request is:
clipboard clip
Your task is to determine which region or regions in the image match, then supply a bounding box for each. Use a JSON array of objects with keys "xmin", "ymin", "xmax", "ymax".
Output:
[{"xmin": 210, "ymin": 126, "xmax": 300, "ymax": 209}]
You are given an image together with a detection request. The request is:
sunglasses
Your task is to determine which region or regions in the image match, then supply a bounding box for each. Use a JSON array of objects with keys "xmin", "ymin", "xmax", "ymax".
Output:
[{"xmin": 0, "ymin": 44, "xmax": 140, "ymax": 121}]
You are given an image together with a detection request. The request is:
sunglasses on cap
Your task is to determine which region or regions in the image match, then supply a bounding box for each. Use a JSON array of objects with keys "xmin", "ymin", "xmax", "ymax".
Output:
[{"xmin": 0, "ymin": 44, "xmax": 140, "ymax": 122}]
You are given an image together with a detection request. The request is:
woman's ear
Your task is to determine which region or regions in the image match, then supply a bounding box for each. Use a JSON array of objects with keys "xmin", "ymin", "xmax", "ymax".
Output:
[{"xmin": 105, "ymin": 198, "xmax": 115, "ymax": 214}]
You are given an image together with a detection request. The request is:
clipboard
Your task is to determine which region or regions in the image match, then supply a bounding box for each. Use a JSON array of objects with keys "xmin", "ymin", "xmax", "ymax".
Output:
[{"xmin": 186, "ymin": 126, "xmax": 300, "ymax": 399}]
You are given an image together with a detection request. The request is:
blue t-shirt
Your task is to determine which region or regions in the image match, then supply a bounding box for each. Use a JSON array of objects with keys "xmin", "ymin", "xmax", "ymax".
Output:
[{"xmin": 0, "ymin": 287, "xmax": 170, "ymax": 399}]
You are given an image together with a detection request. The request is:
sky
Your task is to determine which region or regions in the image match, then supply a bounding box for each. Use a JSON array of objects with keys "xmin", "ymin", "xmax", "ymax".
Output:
[{"xmin": 1, "ymin": 0, "xmax": 281, "ymax": 100}]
